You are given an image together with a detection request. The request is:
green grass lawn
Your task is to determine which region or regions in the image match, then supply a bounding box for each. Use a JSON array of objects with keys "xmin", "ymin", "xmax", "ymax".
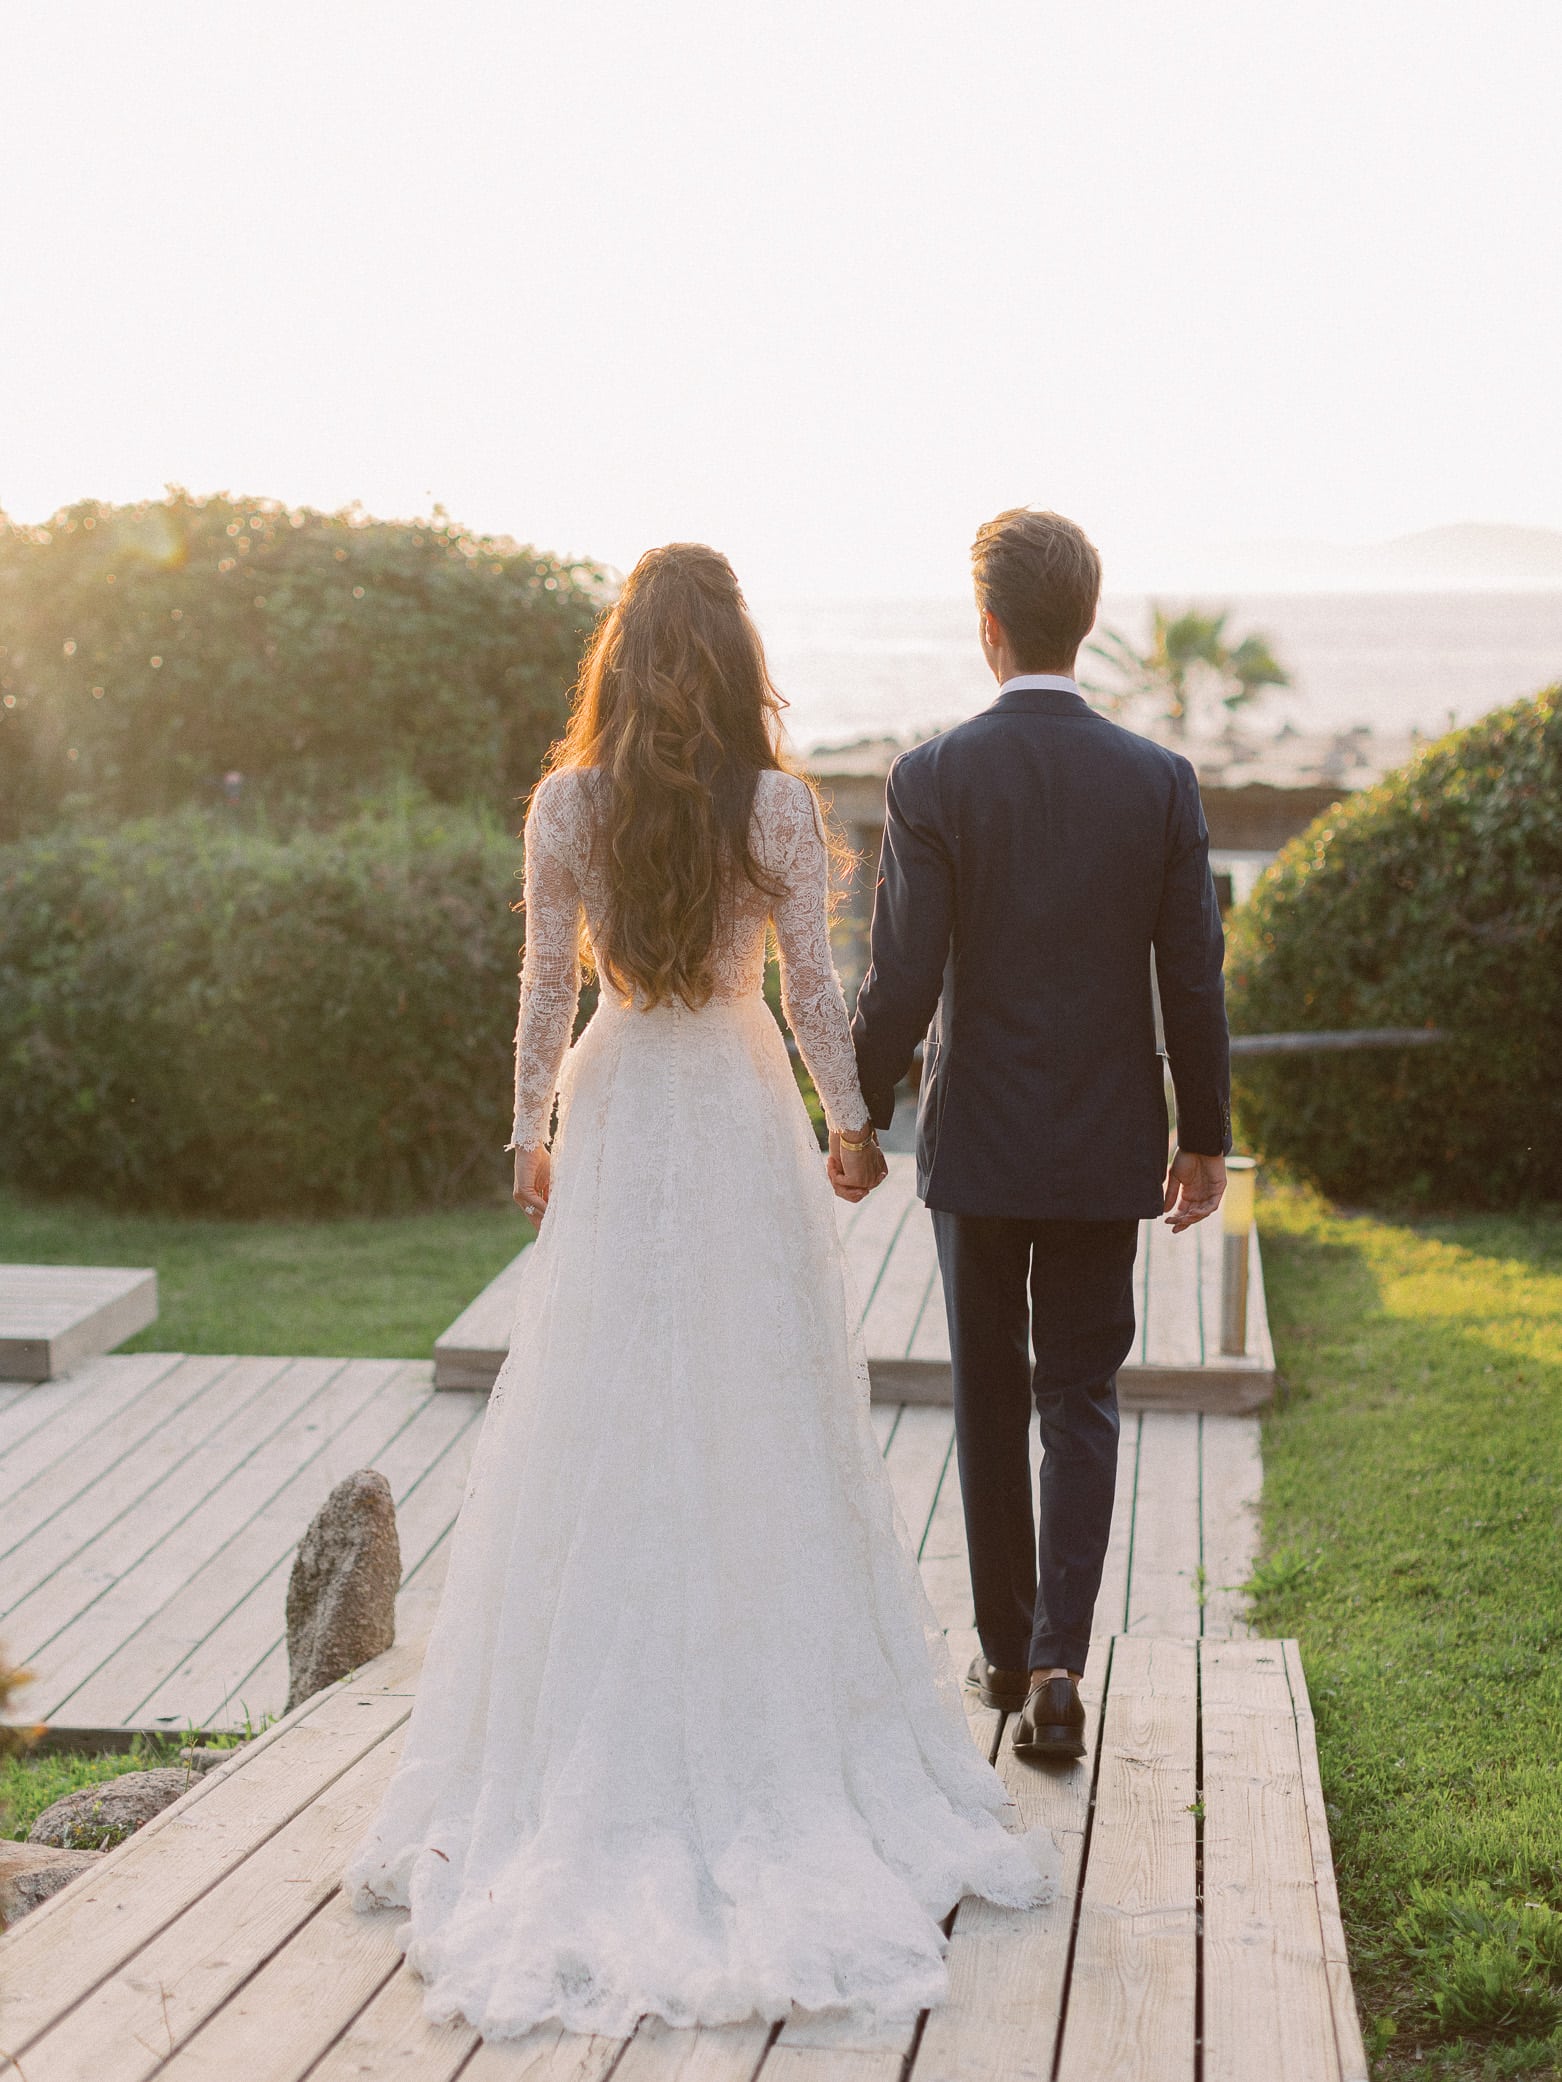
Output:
[
  {"xmin": 0, "ymin": 1186, "xmax": 533, "ymax": 1359},
  {"xmin": 0, "ymin": 1732, "xmax": 236, "ymax": 1847},
  {"xmin": 1255, "ymin": 1185, "xmax": 1562, "ymax": 2080}
]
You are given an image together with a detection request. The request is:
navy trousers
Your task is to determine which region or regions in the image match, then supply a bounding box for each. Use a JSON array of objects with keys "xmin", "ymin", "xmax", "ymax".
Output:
[{"xmin": 930, "ymin": 1210, "xmax": 1141, "ymax": 1675}]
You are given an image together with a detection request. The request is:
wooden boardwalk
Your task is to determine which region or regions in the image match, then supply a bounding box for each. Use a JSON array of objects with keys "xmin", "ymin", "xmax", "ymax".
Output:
[
  {"xmin": 436, "ymin": 1157, "xmax": 1276, "ymax": 1412},
  {"xmin": 0, "ymin": 1384, "xmax": 1364, "ymax": 2080},
  {"xmin": 3, "ymin": 1351, "xmax": 1258, "ymax": 1738}
]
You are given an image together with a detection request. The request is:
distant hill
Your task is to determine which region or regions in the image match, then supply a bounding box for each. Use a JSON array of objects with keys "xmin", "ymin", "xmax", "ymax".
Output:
[
  {"xmin": 1186, "ymin": 521, "xmax": 1562, "ymax": 590},
  {"xmin": 1365, "ymin": 523, "xmax": 1562, "ymax": 582}
]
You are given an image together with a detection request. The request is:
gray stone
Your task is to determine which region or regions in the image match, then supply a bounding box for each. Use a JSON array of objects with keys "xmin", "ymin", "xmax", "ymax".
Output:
[
  {"xmin": 27, "ymin": 1766, "xmax": 193, "ymax": 1850},
  {"xmin": 0, "ymin": 1840, "xmax": 102, "ymax": 1926},
  {"xmin": 284, "ymin": 1467, "xmax": 400, "ymax": 1713}
]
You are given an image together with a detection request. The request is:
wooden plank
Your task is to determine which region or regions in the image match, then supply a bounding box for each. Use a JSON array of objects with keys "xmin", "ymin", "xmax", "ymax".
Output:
[
  {"xmin": 15, "ymin": 1359, "xmax": 356, "ymax": 1724},
  {"xmin": 860, "ymin": 1198, "xmax": 938, "ymax": 1361},
  {"xmin": 1093, "ymin": 1412, "xmax": 1140, "ymax": 1641},
  {"xmin": 769, "ymin": 1531, "xmax": 1009, "ymax": 2082},
  {"xmin": 1124, "ymin": 1413, "xmax": 1202, "ymax": 1638},
  {"xmin": 1117, "ymin": 1218, "xmax": 1275, "ymax": 1415},
  {"xmin": 942, "ymin": 1624, "xmax": 999, "ymax": 1754},
  {"xmin": 432, "ymin": 1243, "xmax": 532, "ymax": 1392},
  {"xmin": 913, "ymin": 1634, "xmax": 1111, "ymax": 2082},
  {"xmin": 0, "ymin": 1355, "xmax": 299, "ymax": 1625},
  {"xmin": 882, "ymin": 1402, "xmax": 954, "ymax": 1557},
  {"xmin": 385, "ymin": 1519, "xmax": 461, "ymax": 1662},
  {"xmin": 187, "ymin": 1384, "xmax": 485, "ymax": 1734},
  {"xmin": 1198, "ymin": 1218, "xmax": 1276, "ymax": 1373},
  {"xmin": 838, "ymin": 1164, "xmax": 1276, "ymax": 1413},
  {"xmin": 1133, "ymin": 1218, "xmax": 1155, "ymax": 1365},
  {"xmin": 22, "ymin": 1358, "xmax": 400, "ymax": 1724},
  {"xmin": 1148, "ymin": 1216, "xmax": 1273, "ymax": 1413},
  {"xmin": 917, "ymin": 1432, "xmax": 973, "ymax": 1635},
  {"xmin": 0, "ymin": 1263, "xmax": 158, "ymax": 1381},
  {"xmin": 1284, "ymin": 1640, "xmax": 1370, "ymax": 2082},
  {"xmin": 382, "ymin": 1393, "xmax": 485, "ymax": 1573},
  {"xmin": 111, "ymin": 1364, "xmax": 456, "ymax": 1732},
  {"xmin": 1201, "ymin": 1638, "xmax": 1341, "ymax": 2082},
  {"xmin": 44, "ymin": 1360, "xmax": 418, "ymax": 1727},
  {"xmin": 765, "ymin": 2016, "xmax": 906, "ymax": 2082},
  {"xmin": 0, "ymin": 1353, "xmax": 239, "ymax": 1563},
  {"xmin": 9, "ymin": 1721, "xmax": 409, "ymax": 2082},
  {"xmin": 1054, "ymin": 1634, "xmax": 1198, "ymax": 2082},
  {"xmin": 462, "ymin": 2027, "xmax": 626, "ymax": 2081},
  {"xmin": 1139, "ymin": 1220, "xmax": 1203, "ymax": 1372},
  {"xmin": 834, "ymin": 1157, "xmax": 916, "ymax": 1326},
  {"xmin": 613, "ymin": 2017, "xmax": 773, "ymax": 2082},
  {"xmin": 905, "ymin": 1255, "xmax": 951, "ymax": 1366},
  {"xmin": 0, "ymin": 1354, "xmax": 133, "ymax": 1448},
  {"xmin": 298, "ymin": 1959, "xmax": 477, "ymax": 2082},
  {"xmin": 0, "ymin": 1351, "xmax": 188, "ymax": 1511},
  {"xmin": 1200, "ymin": 1415, "xmax": 1263, "ymax": 1638},
  {"xmin": 149, "ymin": 1885, "xmax": 410, "ymax": 2082},
  {"xmin": 870, "ymin": 1402, "xmax": 898, "ymax": 1453},
  {"xmin": 0, "ymin": 1680, "xmax": 411, "ymax": 2063}
]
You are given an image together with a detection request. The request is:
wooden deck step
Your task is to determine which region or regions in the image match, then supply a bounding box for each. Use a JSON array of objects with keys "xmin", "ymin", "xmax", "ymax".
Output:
[
  {"xmin": 433, "ymin": 1156, "xmax": 1275, "ymax": 1413},
  {"xmin": 0, "ymin": 1264, "xmax": 158, "ymax": 1382},
  {"xmin": 0, "ymin": 1632, "xmax": 1363, "ymax": 2082}
]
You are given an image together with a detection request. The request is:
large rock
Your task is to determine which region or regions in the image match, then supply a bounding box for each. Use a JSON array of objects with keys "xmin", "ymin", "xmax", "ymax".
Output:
[
  {"xmin": 28, "ymin": 1767, "xmax": 193, "ymax": 1850},
  {"xmin": 0, "ymin": 1840, "xmax": 101, "ymax": 1926},
  {"xmin": 284, "ymin": 1468, "xmax": 400, "ymax": 1713}
]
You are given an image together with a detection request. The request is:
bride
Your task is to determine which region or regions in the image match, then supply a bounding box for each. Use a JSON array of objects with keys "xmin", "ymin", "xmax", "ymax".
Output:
[{"xmin": 342, "ymin": 542, "xmax": 1052, "ymax": 2038}]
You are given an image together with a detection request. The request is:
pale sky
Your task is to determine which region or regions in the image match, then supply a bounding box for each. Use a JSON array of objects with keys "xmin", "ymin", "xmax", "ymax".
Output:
[{"xmin": 2, "ymin": 2, "xmax": 1559, "ymax": 596}]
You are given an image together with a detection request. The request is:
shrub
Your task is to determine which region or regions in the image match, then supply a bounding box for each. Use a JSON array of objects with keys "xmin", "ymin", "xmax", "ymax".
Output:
[
  {"xmin": 1225, "ymin": 688, "xmax": 1562, "ymax": 1205},
  {"xmin": 0, "ymin": 492, "xmax": 608, "ymax": 840},
  {"xmin": 0, "ymin": 800, "xmax": 530, "ymax": 1216}
]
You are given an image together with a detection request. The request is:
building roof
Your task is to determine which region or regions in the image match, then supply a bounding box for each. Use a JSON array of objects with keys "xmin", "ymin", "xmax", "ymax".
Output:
[{"xmin": 806, "ymin": 718, "xmax": 1423, "ymax": 796}]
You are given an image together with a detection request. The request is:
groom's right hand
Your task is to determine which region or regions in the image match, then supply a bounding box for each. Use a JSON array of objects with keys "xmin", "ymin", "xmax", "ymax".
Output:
[{"xmin": 1162, "ymin": 1148, "xmax": 1226, "ymax": 1232}]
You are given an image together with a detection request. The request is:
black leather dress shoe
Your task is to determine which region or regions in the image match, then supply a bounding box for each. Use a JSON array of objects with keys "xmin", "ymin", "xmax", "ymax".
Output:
[
  {"xmin": 1012, "ymin": 1675, "xmax": 1087, "ymax": 1762},
  {"xmin": 964, "ymin": 1652, "xmax": 1030, "ymax": 1714}
]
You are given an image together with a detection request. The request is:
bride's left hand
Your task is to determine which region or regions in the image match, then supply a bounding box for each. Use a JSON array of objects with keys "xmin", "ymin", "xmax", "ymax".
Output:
[{"xmin": 513, "ymin": 1145, "xmax": 552, "ymax": 1225}]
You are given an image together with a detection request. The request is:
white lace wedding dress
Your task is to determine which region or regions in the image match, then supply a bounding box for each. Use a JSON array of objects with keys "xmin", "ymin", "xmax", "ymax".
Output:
[{"xmin": 342, "ymin": 766, "xmax": 1053, "ymax": 2038}]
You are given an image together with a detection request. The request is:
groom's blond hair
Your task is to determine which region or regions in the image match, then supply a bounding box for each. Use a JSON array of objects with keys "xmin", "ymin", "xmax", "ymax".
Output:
[{"xmin": 971, "ymin": 508, "xmax": 1101, "ymax": 670}]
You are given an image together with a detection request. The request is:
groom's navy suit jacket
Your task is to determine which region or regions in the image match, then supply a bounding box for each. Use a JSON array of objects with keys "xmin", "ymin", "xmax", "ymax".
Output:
[{"xmin": 850, "ymin": 684, "xmax": 1231, "ymax": 1222}]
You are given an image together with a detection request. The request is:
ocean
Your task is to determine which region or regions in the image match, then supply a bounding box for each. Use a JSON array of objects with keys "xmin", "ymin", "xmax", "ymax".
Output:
[{"xmin": 753, "ymin": 590, "xmax": 1562, "ymax": 756}]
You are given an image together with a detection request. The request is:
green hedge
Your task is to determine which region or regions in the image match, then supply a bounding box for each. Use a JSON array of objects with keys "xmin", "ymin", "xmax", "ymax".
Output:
[
  {"xmin": 1226, "ymin": 687, "xmax": 1562, "ymax": 1206},
  {"xmin": 0, "ymin": 801, "xmax": 531, "ymax": 1216},
  {"xmin": 0, "ymin": 493, "xmax": 607, "ymax": 840}
]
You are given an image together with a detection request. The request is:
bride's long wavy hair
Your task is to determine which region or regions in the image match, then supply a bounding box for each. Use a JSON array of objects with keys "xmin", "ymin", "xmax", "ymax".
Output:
[{"xmin": 538, "ymin": 543, "xmax": 838, "ymax": 1011}]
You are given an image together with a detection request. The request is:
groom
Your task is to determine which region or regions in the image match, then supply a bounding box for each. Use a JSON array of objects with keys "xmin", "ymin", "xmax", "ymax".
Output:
[{"xmin": 846, "ymin": 507, "xmax": 1230, "ymax": 1763}]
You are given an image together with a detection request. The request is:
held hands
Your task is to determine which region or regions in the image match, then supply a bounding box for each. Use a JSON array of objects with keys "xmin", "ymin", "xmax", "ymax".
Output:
[
  {"xmin": 1161, "ymin": 1147, "xmax": 1226, "ymax": 1233},
  {"xmin": 513, "ymin": 1144, "xmax": 552, "ymax": 1226},
  {"xmin": 827, "ymin": 1124, "xmax": 888, "ymax": 1203},
  {"xmin": 519, "ymin": 1127, "xmax": 885, "ymax": 1218}
]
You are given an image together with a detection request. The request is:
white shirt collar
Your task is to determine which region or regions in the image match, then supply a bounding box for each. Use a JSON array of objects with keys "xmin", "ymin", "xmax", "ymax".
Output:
[{"xmin": 997, "ymin": 673, "xmax": 1082, "ymax": 697}]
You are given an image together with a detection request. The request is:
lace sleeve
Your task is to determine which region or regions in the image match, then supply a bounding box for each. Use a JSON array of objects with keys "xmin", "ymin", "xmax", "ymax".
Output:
[
  {"xmin": 508, "ymin": 779, "xmax": 585, "ymax": 1153},
  {"xmin": 768, "ymin": 776, "xmax": 871, "ymax": 1136}
]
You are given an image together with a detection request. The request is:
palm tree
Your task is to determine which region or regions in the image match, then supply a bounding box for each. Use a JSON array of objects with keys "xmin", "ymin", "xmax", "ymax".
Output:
[{"xmin": 1083, "ymin": 606, "xmax": 1290, "ymax": 738}]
